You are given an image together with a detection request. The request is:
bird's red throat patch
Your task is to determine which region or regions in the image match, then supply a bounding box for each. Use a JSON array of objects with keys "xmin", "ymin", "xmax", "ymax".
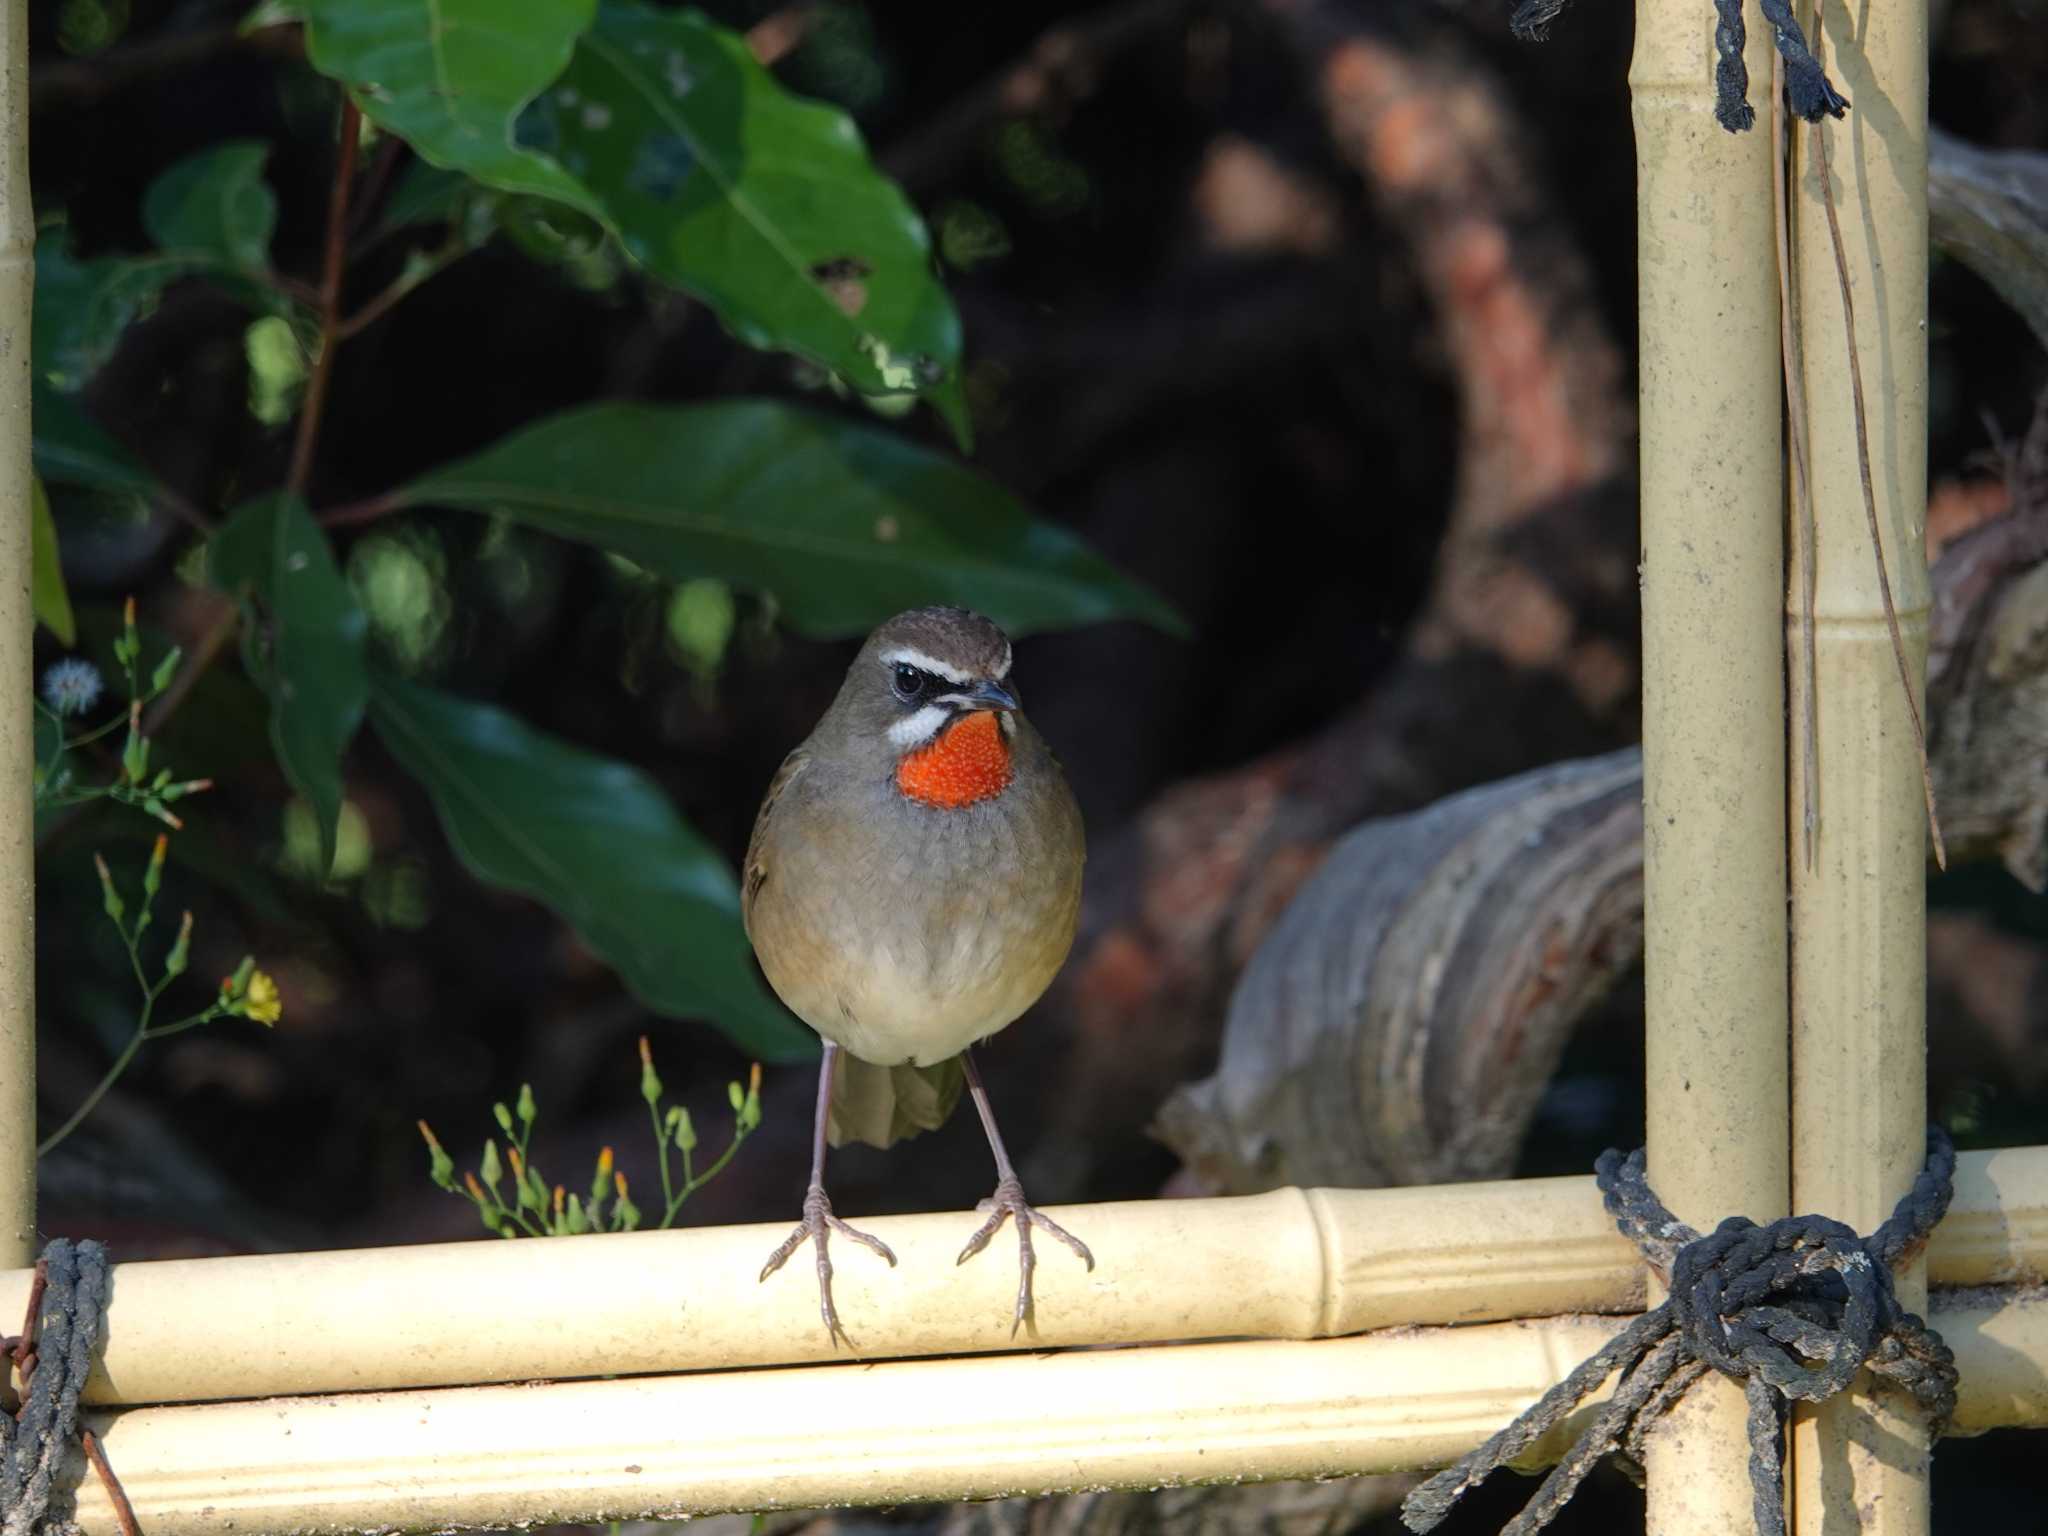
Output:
[{"xmin": 896, "ymin": 710, "xmax": 1014, "ymax": 809}]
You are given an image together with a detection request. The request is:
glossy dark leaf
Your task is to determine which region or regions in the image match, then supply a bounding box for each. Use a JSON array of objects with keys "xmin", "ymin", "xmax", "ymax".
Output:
[
  {"xmin": 297, "ymin": 0, "xmax": 602, "ymax": 216},
  {"xmin": 366, "ymin": 671, "xmax": 813, "ymax": 1060},
  {"xmin": 33, "ymin": 234, "xmax": 199, "ymax": 391},
  {"xmin": 393, "ymin": 399, "xmax": 1185, "ymax": 638},
  {"xmin": 30, "ymin": 478, "xmax": 75, "ymax": 646},
  {"xmin": 142, "ymin": 141, "xmax": 279, "ymax": 272},
  {"xmin": 32, "ymin": 381, "xmax": 159, "ymax": 497},
  {"xmin": 209, "ymin": 494, "xmax": 369, "ymax": 875},
  {"xmin": 536, "ymin": 1, "xmax": 962, "ymax": 415}
]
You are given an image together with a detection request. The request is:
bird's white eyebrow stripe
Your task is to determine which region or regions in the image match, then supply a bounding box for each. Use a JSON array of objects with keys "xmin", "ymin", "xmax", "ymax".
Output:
[
  {"xmin": 996, "ymin": 642, "xmax": 1012, "ymax": 679},
  {"xmin": 880, "ymin": 646, "xmax": 972, "ymax": 685},
  {"xmin": 887, "ymin": 704, "xmax": 949, "ymax": 749}
]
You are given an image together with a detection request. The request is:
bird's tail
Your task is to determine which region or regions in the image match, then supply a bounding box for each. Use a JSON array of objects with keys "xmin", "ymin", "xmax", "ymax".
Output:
[{"xmin": 828, "ymin": 1052, "xmax": 966, "ymax": 1150}]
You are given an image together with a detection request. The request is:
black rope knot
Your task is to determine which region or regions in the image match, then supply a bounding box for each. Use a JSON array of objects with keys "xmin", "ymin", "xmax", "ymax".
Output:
[
  {"xmin": 1508, "ymin": 0, "xmax": 1850, "ymax": 134},
  {"xmin": 2, "ymin": 1238, "xmax": 112, "ymax": 1536},
  {"xmin": 1400, "ymin": 1129, "xmax": 1959, "ymax": 1536}
]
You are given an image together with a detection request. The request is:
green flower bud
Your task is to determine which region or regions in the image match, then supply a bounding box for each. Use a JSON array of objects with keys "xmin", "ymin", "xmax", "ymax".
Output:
[
  {"xmin": 142, "ymin": 835, "xmax": 168, "ymax": 902},
  {"xmin": 163, "ymin": 912, "xmax": 193, "ymax": 980},
  {"xmin": 673, "ymin": 1106, "xmax": 696, "ymax": 1153},
  {"xmin": 121, "ymin": 707, "xmax": 148, "ymax": 784},
  {"xmin": 93, "ymin": 854, "xmax": 124, "ymax": 925},
  {"xmin": 150, "ymin": 645, "xmax": 184, "ymax": 696},
  {"xmin": 480, "ymin": 1138, "xmax": 503, "ymax": 1195},
  {"xmin": 727, "ymin": 1080, "xmax": 744, "ymax": 1113},
  {"xmin": 638, "ymin": 1037, "xmax": 663, "ymax": 1106},
  {"xmin": 492, "ymin": 1101, "xmax": 514, "ymax": 1135},
  {"xmin": 516, "ymin": 1083, "xmax": 537, "ymax": 1125},
  {"xmin": 418, "ymin": 1121, "xmax": 455, "ymax": 1191}
]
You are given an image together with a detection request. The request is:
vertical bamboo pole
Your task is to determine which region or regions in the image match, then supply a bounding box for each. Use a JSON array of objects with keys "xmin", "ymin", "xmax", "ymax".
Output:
[
  {"xmin": 0, "ymin": 0, "xmax": 34, "ymax": 1268},
  {"xmin": 1630, "ymin": 3, "xmax": 1788, "ymax": 1529},
  {"xmin": 1787, "ymin": 0, "xmax": 1933, "ymax": 1531}
]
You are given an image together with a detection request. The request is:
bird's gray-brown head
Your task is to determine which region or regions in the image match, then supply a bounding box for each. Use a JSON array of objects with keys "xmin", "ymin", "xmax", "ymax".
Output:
[{"xmin": 821, "ymin": 606, "xmax": 1024, "ymax": 805}]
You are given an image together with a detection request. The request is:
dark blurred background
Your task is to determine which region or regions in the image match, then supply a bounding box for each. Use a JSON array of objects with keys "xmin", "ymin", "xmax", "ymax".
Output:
[{"xmin": 24, "ymin": 0, "xmax": 2048, "ymax": 1530}]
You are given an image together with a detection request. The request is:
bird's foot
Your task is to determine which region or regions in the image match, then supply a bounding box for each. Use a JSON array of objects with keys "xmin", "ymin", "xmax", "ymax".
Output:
[
  {"xmin": 759, "ymin": 1182, "xmax": 896, "ymax": 1349},
  {"xmin": 957, "ymin": 1174, "xmax": 1094, "ymax": 1338}
]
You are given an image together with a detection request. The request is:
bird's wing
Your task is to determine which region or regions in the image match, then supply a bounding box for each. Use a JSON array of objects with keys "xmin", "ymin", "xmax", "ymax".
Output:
[{"xmin": 741, "ymin": 747, "xmax": 808, "ymax": 935}]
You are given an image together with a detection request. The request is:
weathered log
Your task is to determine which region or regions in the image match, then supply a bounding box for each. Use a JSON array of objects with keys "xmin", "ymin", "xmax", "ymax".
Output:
[
  {"xmin": 1159, "ymin": 404, "xmax": 2048, "ymax": 1195},
  {"xmin": 1930, "ymin": 126, "xmax": 2048, "ymax": 353}
]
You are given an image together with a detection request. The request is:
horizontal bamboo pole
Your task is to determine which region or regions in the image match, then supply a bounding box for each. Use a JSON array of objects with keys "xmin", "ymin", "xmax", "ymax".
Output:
[
  {"xmin": 59, "ymin": 1291, "xmax": 2048, "ymax": 1536},
  {"xmin": 4, "ymin": 1153, "xmax": 2044, "ymax": 1408}
]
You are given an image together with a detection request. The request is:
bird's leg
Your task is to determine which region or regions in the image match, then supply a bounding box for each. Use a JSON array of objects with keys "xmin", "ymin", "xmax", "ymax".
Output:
[
  {"xmin": 759, "ymin": 1042, "xmax": 896, "ymax": 1348},
  {"xmin": 956, "ymin": 1047, "xmax": 1094, "ymax": 1336}
]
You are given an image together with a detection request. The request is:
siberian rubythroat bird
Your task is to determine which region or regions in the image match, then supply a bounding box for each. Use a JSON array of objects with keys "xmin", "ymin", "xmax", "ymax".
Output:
[{"xmin": 744, "ymin": 606, "xmax": 1091, "ymax": 1343}]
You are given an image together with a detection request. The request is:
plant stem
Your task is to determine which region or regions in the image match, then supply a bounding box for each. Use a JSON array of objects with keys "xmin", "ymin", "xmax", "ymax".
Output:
[
  {"xmin": 315, "ymin": 491, "xmax": 403, "ymax": 529},
  {"xmin": 648, "ymin": 1098, "xmax": 678, "ymax": 1217},
  {"xmin": 336, "ymin": 239, "xmax": 472, "ymax": 340},
  {"xmin": 663, "ymin": 1126, "xmax": 747, "ymax": 1227},
  {"xmin": 288, "ymin": 96, "xmax": 363, "ymax": 499},
  {"xmin": 142, "ymin": 597, "xmax": 239, "ymax": 738},
  {"xmin": 39, "ymin": 1021, "xmax": 149, "ymax": 1156}
]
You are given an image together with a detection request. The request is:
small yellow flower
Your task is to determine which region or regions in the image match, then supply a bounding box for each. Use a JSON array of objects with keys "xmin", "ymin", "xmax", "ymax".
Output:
[{"xmin": 242, "ymin": 969, "xmax": 283, "ymax": 1025}]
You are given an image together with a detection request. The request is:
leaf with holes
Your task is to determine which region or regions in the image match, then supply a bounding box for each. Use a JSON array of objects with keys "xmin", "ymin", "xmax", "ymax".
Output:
[
  {"xmin": 391, "ymin": 399, "xmax": 1185, "ymax": 638},
  {"xmin": 143, "ymin": 141, "xmax": 279, "ymax": 272},
  {"xmin": 209, "ymin": 494, "xmax": 368, "ymax": 876},
  {"xmin": 367, "ymin": 671, "xmax": 813, "ymax": 1060},
  {"xmin": 295, "ymin": 0, "xmax": 602, "ymax": 216},
  {"xmin": 531, "ymin": 0, "xmax": 964, "ymax": 431}
]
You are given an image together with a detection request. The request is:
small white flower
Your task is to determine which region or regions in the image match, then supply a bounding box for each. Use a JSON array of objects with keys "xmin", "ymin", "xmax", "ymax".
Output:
[{"xmin": 41, "ymin": 658, "xmax": 104, "ymax": 717}]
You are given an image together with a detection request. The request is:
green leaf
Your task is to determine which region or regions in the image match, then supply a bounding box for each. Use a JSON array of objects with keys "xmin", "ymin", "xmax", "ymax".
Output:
[
  {"xmin": 381, "ymin": 160, "xmax": 472, "ymax": 230},
  {"xmin": 209, "ymin": 494, "xmax": 369, "ymax": 875},
  {"xmin": 142, "ymin": 142, "xmax": 279, "ymax": 272},
  {"xmin": 30, "ymin": 478, "xmax": 76, "ymax": 646},
  {"xmin": 33, "ymin": 232, "xmax": 199, "ymax": 391},
  {"xmin": 297, "ymin": 0, "xmax": 602, "ymax": 216},
  {"xmin": 32, "ymin": 380, "xmax": 159, "ymax": 496},
  {"xmin": 392, "ymin": 399, "xmax": 1184, "ymax": 638},
  {"xmin": 365, "ymin": 671, "xmax": 813, "ymax": 1060},
  {"xmin": 541, "ymin": 2, "xmax": 961, "ymax": 411}
]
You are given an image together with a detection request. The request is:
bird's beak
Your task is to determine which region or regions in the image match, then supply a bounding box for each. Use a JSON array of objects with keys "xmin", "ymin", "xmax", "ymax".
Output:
[{"xmin": 946, "ymin": 679, "xmax": 1020, "ymax": 713}]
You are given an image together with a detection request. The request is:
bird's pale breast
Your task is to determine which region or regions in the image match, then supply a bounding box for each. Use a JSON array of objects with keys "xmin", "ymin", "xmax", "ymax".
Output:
[{"xmin": 746, "ymin": 748, "xmax": 1083, "ymax": 1067}]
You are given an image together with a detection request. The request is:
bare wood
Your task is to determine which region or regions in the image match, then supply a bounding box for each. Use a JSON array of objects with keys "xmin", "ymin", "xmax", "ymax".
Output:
[
  {"xmin": 1157, "ymin": 486, "xmax": 2048, "ymax": 1199},
  {"xmin": 1929, "ymin": 126, "xmax": 2048, "ymax": 352}
]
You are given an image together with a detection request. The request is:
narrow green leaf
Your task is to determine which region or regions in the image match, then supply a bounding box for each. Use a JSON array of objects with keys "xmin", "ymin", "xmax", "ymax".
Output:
[
  {"xmin": 209, "ymin": 494, "xmax": 369, "ymax": 874},
  {"xmin": 30, "ymin": 478, "xmax": 76, "ymax": 646},
  {"xmin": 297, "ymin": 0, "xmax": 602, "ymax": 216},
  {"xmin": 540, "ymin": 1, "xmax": 961, "ymax": 409},
  {"xmin": 142, "ymin": 142, "xmax": 279, "ymax": 272},
  {"xmin": 32, "ymin": 380, "xmax": 159, "ymax": 496},
  {"xmin": 366, "ymin": 670, "xmax": 813, "ymax": 1061},
  {"xmin": 392, "ymin": 399, "xmax": 1185, "ymax": 638}
]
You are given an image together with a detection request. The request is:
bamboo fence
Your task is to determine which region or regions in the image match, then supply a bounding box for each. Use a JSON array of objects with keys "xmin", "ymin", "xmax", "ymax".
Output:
[{"xmin": 4, "ymin": 0, "xmax": 2047, "ymax": 1531}]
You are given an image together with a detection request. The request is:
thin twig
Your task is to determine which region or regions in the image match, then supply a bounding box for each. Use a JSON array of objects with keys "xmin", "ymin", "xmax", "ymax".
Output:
[
  {"xmin": 1807, "ymin": 2, "xmax": 1946, "ymax": 868},
  {"xmin": 82, "ymin": 1428, "xmax": 144, "ymax": 1536},
  {"xmin": 335, "ymin": 239, "xmax": 475, "ymax": 340},
  {"xmin": 287, "ymin": 98, "xmax": 364, "ymax": 498},
  {"xmin": 1773, "ymin": 57, "xmax": 1821, "ymax": 870},
  {"xmin": 315, "ymin": 490, "xmax": 404, "ymax": 529},
  {"xmin": 141, "ymin": 597, "xmax": 239, "ymax": 738}
]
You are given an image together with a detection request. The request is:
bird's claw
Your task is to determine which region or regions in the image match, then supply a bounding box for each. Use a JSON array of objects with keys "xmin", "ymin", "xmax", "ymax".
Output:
[
  {"xmin": 956, "ymin": 1174, "xmax": 1093, "ymax": 1338},
  {"xmin": 759, "ymin": 1183, "xmax": 896, "ymax": 1349}
]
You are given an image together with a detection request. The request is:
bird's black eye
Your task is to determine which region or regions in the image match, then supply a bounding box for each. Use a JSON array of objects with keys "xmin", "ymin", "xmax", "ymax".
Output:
[{"xmin": 892, "ymin": 663, "xmax": 928, "ymax": 701}]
